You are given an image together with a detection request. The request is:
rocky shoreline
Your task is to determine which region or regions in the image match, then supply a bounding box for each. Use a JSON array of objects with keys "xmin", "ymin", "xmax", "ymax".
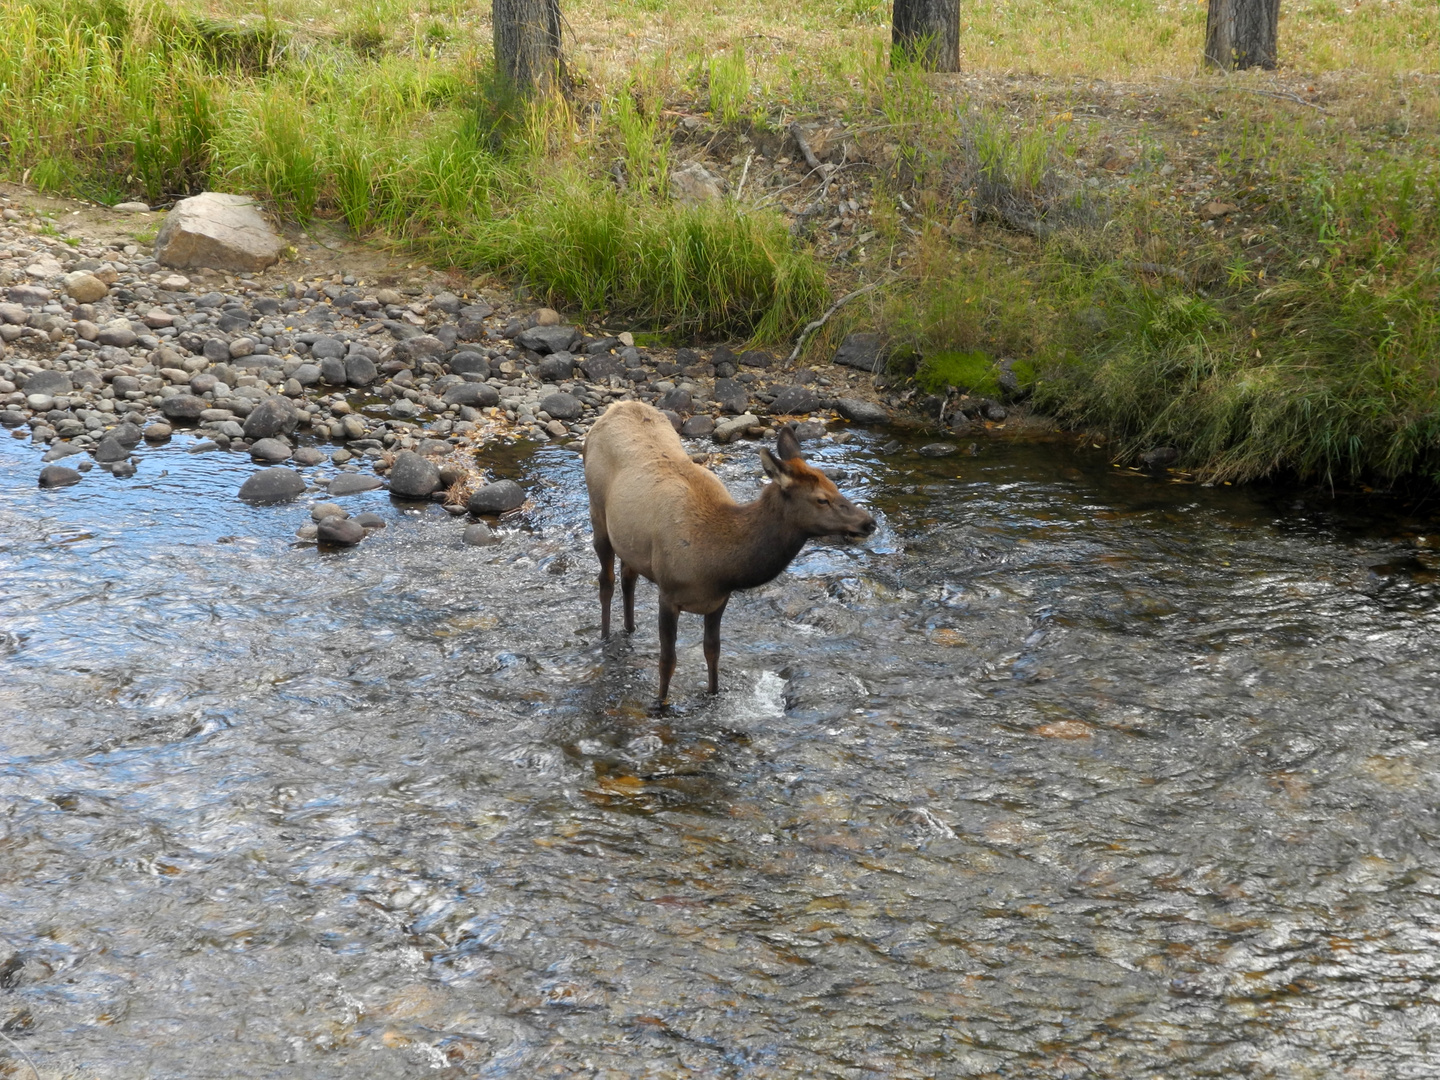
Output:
[{"xmin": 0, "ymin": 189, "xmax": 1004, "ymax": 547}]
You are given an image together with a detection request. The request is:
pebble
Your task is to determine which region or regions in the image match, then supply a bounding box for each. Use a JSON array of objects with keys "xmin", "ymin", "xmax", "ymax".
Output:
[
  {"xmin": 463, "ymin": 521, "xmax": 499, "ymax": 546},
  {"xmin": 317, "ymin": 515, "xmax": 365, "ymax": 546},
  {"xmin": 249, "ymin": 438, "xmax": 292, "ymax": 462},
  {"xmin": 328, "ymin": 473, "xmax": 384, "ymax": 496}
]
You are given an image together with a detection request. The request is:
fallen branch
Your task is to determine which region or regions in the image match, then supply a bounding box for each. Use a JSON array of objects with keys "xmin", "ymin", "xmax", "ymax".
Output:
[
  {"xmin": 734, "ymin": 152, "xmax": 753, "ymax": 202},
  {"xmin": 785, "ymin": 273, "xmax": 897, "ymax": 365},
  {"xmin": 787, "ymin": 122, "xmax": 826, "ymax": 174},
  {"xmin": 1217, "ymin": 86, "xmax": 1327, "ymax": 112}
]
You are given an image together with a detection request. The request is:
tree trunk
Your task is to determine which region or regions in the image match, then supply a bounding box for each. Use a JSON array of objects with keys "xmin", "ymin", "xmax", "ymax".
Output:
[
  {"xmin": 1204, "ymin": 0, "xmax": 1280, "ymax": 70},
  {"xmin": 892, "ymin": 0, "xmax": 960, "ymax": 73},
  {"xmin": 493, "ymin": 0, "xmax": 563, "ymax": 94}
]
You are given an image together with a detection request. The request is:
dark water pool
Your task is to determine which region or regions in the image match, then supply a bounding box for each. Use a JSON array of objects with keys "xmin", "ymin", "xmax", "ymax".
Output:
[{"xmin": 2, "ymin": 428, "xmax": 1439, "ymax": 1078}]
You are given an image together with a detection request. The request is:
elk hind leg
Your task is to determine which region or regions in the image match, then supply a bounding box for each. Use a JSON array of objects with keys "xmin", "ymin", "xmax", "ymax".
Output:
[
  {"xmin": 594, "ymin": 531, "xmax": 615, "ymax": 638},
  {"xmin": 657, "ymin": 596, "xmax": 680, "ymax": 702},
  {"xmin": 621, "ymin": 563, "xmax": 639, "ymax": 634}
]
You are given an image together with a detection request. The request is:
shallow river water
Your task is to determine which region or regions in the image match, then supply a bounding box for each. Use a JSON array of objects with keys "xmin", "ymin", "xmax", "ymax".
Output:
[{"xmin": 2, "ymin": 427, "xmax": 1440, "ymax": 1079}]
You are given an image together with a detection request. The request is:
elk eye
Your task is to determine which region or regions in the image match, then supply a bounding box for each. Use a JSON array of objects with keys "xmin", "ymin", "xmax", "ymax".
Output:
[{"xmin": 815, "ymin": 496, "xmax": 830, "ymax": 505}]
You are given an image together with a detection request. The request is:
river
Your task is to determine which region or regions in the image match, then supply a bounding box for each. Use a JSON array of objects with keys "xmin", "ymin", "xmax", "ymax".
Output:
[{"xmin": 2, "ymin": 428, "xmax": 1438, "ymax": 1078}]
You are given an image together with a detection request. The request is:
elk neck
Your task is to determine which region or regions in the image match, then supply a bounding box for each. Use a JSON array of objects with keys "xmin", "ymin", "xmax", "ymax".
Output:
[{"xmin": 716, "ymin": 483, "xmax": 810, "ymax": 593}]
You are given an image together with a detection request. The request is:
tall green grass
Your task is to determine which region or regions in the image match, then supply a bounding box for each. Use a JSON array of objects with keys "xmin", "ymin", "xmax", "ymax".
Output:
[{"xmin": 0, "ymin": 0, "xmax": 826, "ymax": 341}]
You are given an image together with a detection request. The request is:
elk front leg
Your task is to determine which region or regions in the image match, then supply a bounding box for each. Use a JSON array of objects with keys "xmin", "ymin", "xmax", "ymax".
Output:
[
  {"xmin": 594, "ymin": 532, "xmax": 615, "ymax": 638},
  {"xmin": 703, "ymin": 599, "xmax": 728, "ymax": 695},
  {"xmin": 657, "ymin": 596, "xmax": 680, "ymax": 702},
  {"xmin": 621, "ymin": 563, "xmax": 639, "ymax": 633}
]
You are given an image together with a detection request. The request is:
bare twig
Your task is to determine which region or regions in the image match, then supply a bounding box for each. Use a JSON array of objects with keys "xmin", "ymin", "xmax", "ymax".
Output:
[
  {"xmin": 785, "ymin": 273, "xmax": 898, "ymax": 364},
  {"xmin": 1, "ymin": 1029, "xmax": 41, "ymax": 1080},
  {"xmin": 1124, "ymin": 261, "xmax": 1195, "ymax": 286},
  {"xmin": 1217, "ymin": 86, "xmax": 1327, "ymax": 112},
  {"xmin": 734, "ymin": 152, "xmax": 753, "ymax": 202},
  {"xmin": 787, "ymin": 122, "xmax": 825, "ymax": 174}
]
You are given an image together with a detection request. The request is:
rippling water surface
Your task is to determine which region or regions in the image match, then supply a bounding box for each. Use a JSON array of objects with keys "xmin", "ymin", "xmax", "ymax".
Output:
[{"xmin": 3, "ymin": 428, "xmax": 1439, "ymax": 1078}]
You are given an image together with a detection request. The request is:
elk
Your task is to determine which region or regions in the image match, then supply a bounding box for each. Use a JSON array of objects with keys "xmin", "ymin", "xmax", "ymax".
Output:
[{"xmin": 583, "ymin": 400, "xmax": 877, "ymax": 700}]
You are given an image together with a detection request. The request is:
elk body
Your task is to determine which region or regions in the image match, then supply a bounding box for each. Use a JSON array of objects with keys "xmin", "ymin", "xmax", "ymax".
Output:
[{"xmin": 583, "ymin": 400, "xmax": 876, "ymax": 700}]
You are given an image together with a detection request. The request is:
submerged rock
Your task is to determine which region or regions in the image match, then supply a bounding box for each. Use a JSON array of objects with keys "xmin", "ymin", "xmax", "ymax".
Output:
[{"xmin": 238, "ymin": 468, "xmax": 305, "ymax": 505}]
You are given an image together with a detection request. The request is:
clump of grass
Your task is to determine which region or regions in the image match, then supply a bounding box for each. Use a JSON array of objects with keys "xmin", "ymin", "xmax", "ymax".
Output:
[{"xmin": 707, "ymin": 45, "xmax": 749, "ymax": 127}]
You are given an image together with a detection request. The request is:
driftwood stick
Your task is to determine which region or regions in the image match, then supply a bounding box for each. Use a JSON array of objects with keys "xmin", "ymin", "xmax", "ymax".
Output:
[
  {"xmin": 785, "ymin": 274, "xmax": 897, "ymax": 365},
  {"xmin": 734, "ymin": 152, "xmax": 753, "ymax": 202},
  {"xmin": 788, "ymin": 121, "xmax": 824, "ymax": 173}
]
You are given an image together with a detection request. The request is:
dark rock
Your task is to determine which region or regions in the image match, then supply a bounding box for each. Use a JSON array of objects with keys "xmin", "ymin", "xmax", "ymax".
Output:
[
  {"xmin": 997, "ymin": 357, "xmax": 1031, "ymax": 402},
  {"xmin": 190, "ymin": 372, "xmax": 219, "ymax": 395},
  {"xmin": 739, "ymin": 349, "xmax": 773, "ymax": 370},
  {"xmin": 38, "ymin": 465, "xmax": 81, "ymax": 488},
  {"xmin": 96, "ymin": 325, "xmax": 136, "ymax": 348},
  {"xmin": 319, "ymin": 357, "xmax": 348, "ymax": 385},
  {"xmin": 835, "ymin": 397, "xmax": 889, "ymax": 424},
  {"xmin": 202, "ymin": 338, "xmax": 231, "ymax": 363},
  {"xmin": 388, "ymin": 450, "xmax": 441, "ymax": 498},
  {"xmin": 242, "ymin": 396, "xmax": 300, "ymax": 439},
  {"xmin": 392, "ymin": 334, "xmax": 445, "ymax": 365},
  {"xmin": 918, "ymin": 443, "xmax": 958, "ymax": 457},
  {"xmin": 536, "ymin": 352, "xmax": 574, "ymax": 382},
  {"xmin": 93, "ymin": 436, "xmax": 130, "ymax": 463},
  {"xmin": 22, "ymin": 370, "xmax": 72, "ymax": 396},
  {"xmin": 793, "ymin": 420, "xmax": 827, "ymax": 442},
  {"xmin": 585, "ymin": 336, "xmax": 621, "ymax": 354},
  {"xmin": 42, "ymin": 442, "xmax": 84, "ymax": 462},
  {"xmin": 982, "ymin": 400, "xmax": 1008, "ymax": 422},
  {"xmin": 580, "ymin": 354, "xmax": 625, "ymax": 382},
  {"xmin": 249, "ymin": 438, "xmax": 292, "ymax": 462},
  {"xmin": 291, "ymin": 447, "xmax": 325, "ymax": 466},
  {"xmin": 160, "ymin": 395, "xmax": 206, "ymax": 420},
  {"xmin": 467, "ymin": 479, "xmax": 525, "ymax": 515},
  {"xmin": 383, "ymin": 320, "xmax": 422, "ymax": 341},
  {"xmin": 318, "ymin": 516, "xmax": 365, "ymax": 545},
  {"xmin": 516, "ymin": 324, "xmax": 578, "ymax": 354},
  {"xmin": 449, "ymin": 351, "xmax": 491, "ymax": 378},
  {"xmin": 9, "ymin": 284, "xmax": 51, "ymax": 306},
  {"xmin": 713, "ymin": 378, "xmax": 748, "ymax": 415},
  {"xmin": 680, "ymin": 415, "xmax": 715, "ymax": 437},
  {"xmin": 110, "ymin": 422, "xmax": 143, "ymax": 448},
  {"xmin": 675, "ymin": 347, "xmax": 701, "ymax": 368},
  {"xmin": 460, "ymin": 302, "xmax": 494, "ymax": 321},
  {"xmin": 540, "ymin": 392, "xmax": 583, "ymax": 421},
  {"xmin": 354, "ymin": 511, "xmax": 386, "ymax": 529},
  {"xmin": 1, "ymin": 410, "xmax": 26, "ymax": 428},
  {"xmin": 108, "ymin": 460, "xmax": 137, "ymax": 479},
  {"xmin": 328, "ymin": 473, "xmax": 384, "ymax": 496},
  {"xmin": 345, "ymin": 355, "xmax": 378, "ymax": 387},
  {"xmin": 833, "ymin": 332, "xmax": 888, "ymax": 373},
  {"xmin": 292, "ymin": 363, "xmax": 322, "ymax": 386},
  {"xmin": 657, "ymin": 388, "xmax": 692, "ymax": 414},
  {"xmin": 463, "ymin": 521, "xmax": 499, "ymax": 546},
  {"xmin": 186, "ymin": 440, "xmax": 221, "ymax": 453},
  {"xmin": 1141, "ymin": 446, "xmax": 1179, "ymax": 469},
  {"xmin": 769, "ymin": 385, "xmax": 819, "ymax": 415},
  {"xmin": 238, "ymin": 467, "xmax": 305, "ymax": 504},
  {"xmin": 443, "ymin": 382, "xmax": 499, "ymax": 408}
]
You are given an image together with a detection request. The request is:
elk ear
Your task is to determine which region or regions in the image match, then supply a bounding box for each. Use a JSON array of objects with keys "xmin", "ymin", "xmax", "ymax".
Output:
[
  {"xmin": 775, "ymin": 425, "xmax": 803, "ymax": 461},
  {"xmin": 759, "ymin": 447, "xmax": 796, "ymax": 489}
]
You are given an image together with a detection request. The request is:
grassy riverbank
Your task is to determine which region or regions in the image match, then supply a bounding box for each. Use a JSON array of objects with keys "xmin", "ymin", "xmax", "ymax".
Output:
[{"xmin": 1, "ymin": 0, "xmax": 1435, "ymax": 483}]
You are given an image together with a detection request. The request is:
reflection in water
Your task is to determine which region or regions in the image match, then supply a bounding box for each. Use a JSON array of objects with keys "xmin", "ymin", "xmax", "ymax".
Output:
[{"xmin": 2, "ymin": 432, "xmax": 1440, "ymax": 1078}]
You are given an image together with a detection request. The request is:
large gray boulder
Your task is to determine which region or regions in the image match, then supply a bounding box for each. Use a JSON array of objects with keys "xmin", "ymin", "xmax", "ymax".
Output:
[
  {"xmin": 387, "ymin": 451, "xmax": 441, "ymax": 498},
  {"xmin": 833, "ymin": 333, "xmax": 888, "ymax": 373},
  {"xmin": 515, "ymin": 324, "xmax": 579, "ymax": 354},
  {"xmin": 242, "ymin": 396, "xmax": 300, "ymax": 440},
  {"xmin": 154, "ymin": 192, "xmax": 286, "ymax": 273},
  {"xmin": 835, "ymin": 397, "xmax": 889, "ymax": 424},
  {"xmin": 467, "ymin": 480, "xmax": 525, "ymax": 516},
  {"xmin": 238, "ymin": 468, "xmax": 304, "ymax": 504}
]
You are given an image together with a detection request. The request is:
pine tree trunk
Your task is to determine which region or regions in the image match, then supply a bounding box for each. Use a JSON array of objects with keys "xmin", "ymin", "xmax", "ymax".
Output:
[
  {"xmin": 892, "ymin": 0, "xmax": 960, "ymax": 73},
  {"xmin": 1204, "ymin": 0, "xmax": 1280, "ymax": 71},
  {"xmin": 493, "ymin": 0, "xmax": 563, "ymax": 94}
]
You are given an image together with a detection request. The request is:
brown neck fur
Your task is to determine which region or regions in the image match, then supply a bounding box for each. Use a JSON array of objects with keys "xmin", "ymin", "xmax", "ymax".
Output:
[{"xmin": 713, "ymin": 483, "xmax": 810, "ymax": 593}]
